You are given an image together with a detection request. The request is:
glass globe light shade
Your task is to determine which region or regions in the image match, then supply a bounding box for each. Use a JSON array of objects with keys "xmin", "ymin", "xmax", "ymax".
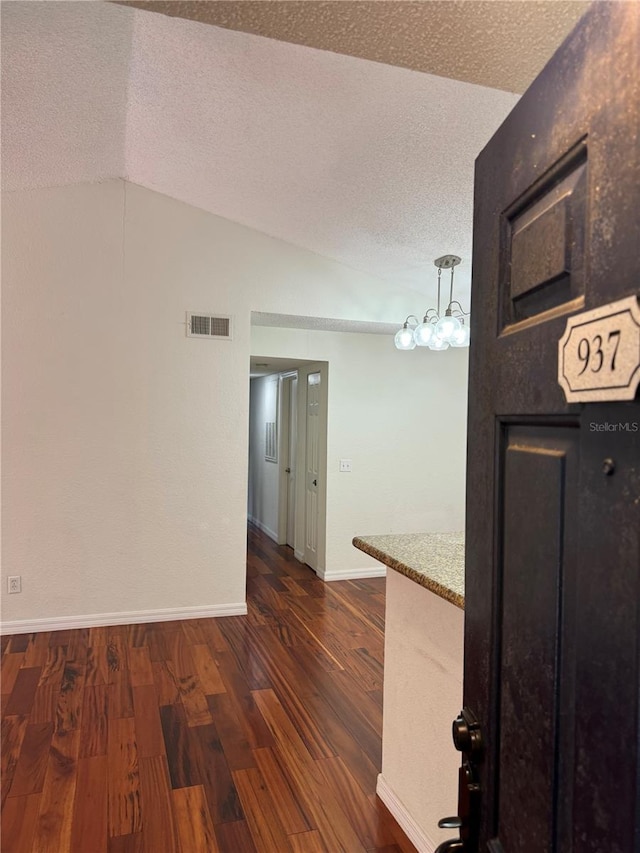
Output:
[
  {"xmin": 450, "ymin": 323, "xmax": 471, "ymax": 347},
  {"xmin": 429, "ymin": 335, "xmax": 450, "ymax": 351},
  {"xmin": 414, "ymin": 321, "xmax": 435, "ymax": 347},
  {"xmin": 434, "ymin": 313, "xmax": 462, "ymax": 343},
  {"xmin": 394, "ymin": 326, "xmax": 416, "ymax": 350}
]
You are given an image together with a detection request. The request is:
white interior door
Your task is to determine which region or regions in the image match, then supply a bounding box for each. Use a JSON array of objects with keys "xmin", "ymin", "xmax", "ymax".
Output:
[
  {"xmin": 286, "ymin": 376, "xmax": 297, "ymax": 548},
  {"xmin": 304, "ymin": 371, "xmax": 321, "ymax": 570}
]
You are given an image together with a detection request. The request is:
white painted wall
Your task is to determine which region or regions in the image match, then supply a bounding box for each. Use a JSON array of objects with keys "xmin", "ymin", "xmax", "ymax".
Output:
[
  {"xmin": 2, "ymin": 181, "xmax": 154, "ymax": 624},
  {"xmin": 380, "ymin": 571, "xmax": 464, "ymax": 851},
  {"xmin": 2, "ymin": 180, "xmax": 252, "ymax": 625},
  {"xmin": 248, "ymin": 375, "xmax": 281, "ymax": 540},
  {"xmin": 251, "ymin": 325, "xmax": 469, "ymax": 578},
  {"xmin": 2, "ymin": 179, "xmax": 435, "ymax": 627}
]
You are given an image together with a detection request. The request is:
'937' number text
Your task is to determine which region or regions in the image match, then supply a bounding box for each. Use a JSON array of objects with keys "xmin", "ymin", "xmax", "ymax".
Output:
[{"xmin": 577, "ymin": 330, "xmax": 621, "ymax": 375}]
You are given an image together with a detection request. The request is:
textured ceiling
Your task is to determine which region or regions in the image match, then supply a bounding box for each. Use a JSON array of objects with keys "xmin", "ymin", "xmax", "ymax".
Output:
[
  {"xmin": 118, "ymin": 1, "xmax": 589, "ymax": 94},
  {"xmin": 1, "ymin": 2, "xmax": 132, "ymax": 191},
  {"xmin": 3, "ymin": 1, "xmax": 578, "ymax": 308},
  {"xmin": 124, "ymin": 7, "xmax": 518, "ymax": 299}
]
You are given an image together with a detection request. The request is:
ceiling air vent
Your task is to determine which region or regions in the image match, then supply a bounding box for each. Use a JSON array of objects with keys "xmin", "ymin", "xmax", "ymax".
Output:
[{"xmin": 186, "ymin": 312, "xmax": 233, "ymax": 340}]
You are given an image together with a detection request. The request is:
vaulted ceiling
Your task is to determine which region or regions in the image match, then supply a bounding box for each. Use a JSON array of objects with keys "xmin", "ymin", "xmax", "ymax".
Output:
[
  {"xmin": 119, "ymin": 1, "xmax": 589, "ymax": 94},
  {"xmin": 2, "ymin": 1, "xmax": 590, "ymax": 305}
]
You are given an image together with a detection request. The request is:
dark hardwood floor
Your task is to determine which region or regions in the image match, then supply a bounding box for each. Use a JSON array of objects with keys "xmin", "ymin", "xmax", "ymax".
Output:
[{"xmin": 1, "ymin": 524, "xmax": 417, "ymax": 852}]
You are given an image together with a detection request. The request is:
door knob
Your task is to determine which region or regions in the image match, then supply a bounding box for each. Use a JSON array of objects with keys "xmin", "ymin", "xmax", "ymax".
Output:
[
  {"xmin": 433, "ymin": 711, "xmax": 483, "ymax": 853},
  {"xmin": 434, "ymin": 840, "xmax": 464, "ymax": 853},
  {"xmin": 285, "ymin": 467, "xmax": 291, "ymax": 473},
  {"xmin": 452, "ymin": 707, "xmax": 483, "ymax": 757},
  {"xmin": 313, "ymin": 479, "xmax": 317, "ymax": 486}
]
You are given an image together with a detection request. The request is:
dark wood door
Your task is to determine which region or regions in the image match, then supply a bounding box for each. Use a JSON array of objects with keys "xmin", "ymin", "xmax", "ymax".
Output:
[{"xmin": 452, "ymin": 4, "xmax": 640, "ymax": 852}]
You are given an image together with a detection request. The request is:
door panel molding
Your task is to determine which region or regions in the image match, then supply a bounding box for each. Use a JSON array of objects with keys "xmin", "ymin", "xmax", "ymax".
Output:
[{"xmin": 496, "ymin": 426, "xmax": 579, "ymax": 851}]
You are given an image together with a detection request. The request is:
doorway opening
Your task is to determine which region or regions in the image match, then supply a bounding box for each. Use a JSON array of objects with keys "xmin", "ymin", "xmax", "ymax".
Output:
[{"xmin": 247, "ymin": 356, "xmax": 328, "ymax": 575}]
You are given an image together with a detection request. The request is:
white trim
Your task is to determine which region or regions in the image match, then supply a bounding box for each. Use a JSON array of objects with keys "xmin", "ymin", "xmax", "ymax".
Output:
[
  {"xmin": 317, "ymin": 565, "xmax": 387, "ymax": 582},
  {"xmin": 376, "ymin": 774, "xmax": 437, "ymax": 853},
  {"xmin": 0, "ymin": 602, "xmax": 248, "ymax": 636},
  {"xmin": 298, "ymin": 361, "xmax": 328, "ymax": 573},
  {"xmin": 294, "ymin": 549, "xmax": 305, "ymax": 563},
  {"xmin": 247, "ymin": 515, "xmax": 278, "ymax": 543},
  {"xmin": 277, "ymin": 373, "xmax": 293, "ymax": 546}
]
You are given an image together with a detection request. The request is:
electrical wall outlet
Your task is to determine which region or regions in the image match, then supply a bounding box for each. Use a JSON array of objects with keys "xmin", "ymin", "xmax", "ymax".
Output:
[
  {"xmin": 8, "ymin": 576, "xmax": 22, "ymax": 594},
  {"xmin": 339, "ymin": 459, "xmax": 352, "ymax": 472}
]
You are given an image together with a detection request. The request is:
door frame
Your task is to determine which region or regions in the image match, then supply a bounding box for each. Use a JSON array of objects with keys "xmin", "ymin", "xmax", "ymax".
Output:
[
  {"xmin": 271, "ymin": 361, "xmax": 328, "ymax": 574},
  {"xmin": 294, "ymin": 361, "xmax": 328, "ymax": 574},
  {"xmin": 276, "ymin": 371, "xmax": 297, "ymax": 546}
]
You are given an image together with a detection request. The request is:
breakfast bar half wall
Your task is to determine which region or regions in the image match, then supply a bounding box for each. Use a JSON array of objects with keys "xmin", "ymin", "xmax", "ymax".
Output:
[{"xmin": 353, "ymin": 532, "xmax": 465, "ymax": 853}]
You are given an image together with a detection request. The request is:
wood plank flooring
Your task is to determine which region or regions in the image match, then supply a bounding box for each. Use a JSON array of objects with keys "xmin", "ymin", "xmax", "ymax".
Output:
[{"xmin": 1, "ymin": 525, "xmax": 417, "ymax": 852}]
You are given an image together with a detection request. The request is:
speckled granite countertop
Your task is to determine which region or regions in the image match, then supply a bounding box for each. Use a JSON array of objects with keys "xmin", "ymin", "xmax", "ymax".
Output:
[{"xmin": 352, "ymin": 532, "xmax": 465, "ymax": 610}]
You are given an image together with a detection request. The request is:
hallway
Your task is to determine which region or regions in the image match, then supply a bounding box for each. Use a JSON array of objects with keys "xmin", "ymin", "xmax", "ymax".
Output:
[{"xmin": 1, "ymin": 525, "xmax": 417, "ymax": 852}]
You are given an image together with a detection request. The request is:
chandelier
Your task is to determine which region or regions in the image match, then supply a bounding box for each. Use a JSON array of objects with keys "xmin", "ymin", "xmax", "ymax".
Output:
[{"xmin": 394, "ymin": 255, "xmax": 470, "ymax": 351}]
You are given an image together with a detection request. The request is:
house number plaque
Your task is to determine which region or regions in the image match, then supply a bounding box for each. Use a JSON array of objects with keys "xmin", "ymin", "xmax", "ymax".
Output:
[{"xmin": 558, "ymin": 296, "xmax": 640, "ymax": 403}]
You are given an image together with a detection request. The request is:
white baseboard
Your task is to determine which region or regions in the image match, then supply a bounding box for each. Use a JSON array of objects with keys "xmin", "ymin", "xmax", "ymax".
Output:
[
  {"xmin": 376, "ymin": 774, "xmax": 438, "ymax": 853},
  {"xmin": 247, "ymin": 515, "xmax": 278, "ymax": 543},
  {"xmin": 294, "ymin": 549, "xmax": 305, "ymax": 562},
  {"xmin": 316, "ymin": 565, "xmax": 387, "ymax": 582},
  {"xmin": 0, "ymin": 602, "xmax": 248, "ymax": 636}
]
